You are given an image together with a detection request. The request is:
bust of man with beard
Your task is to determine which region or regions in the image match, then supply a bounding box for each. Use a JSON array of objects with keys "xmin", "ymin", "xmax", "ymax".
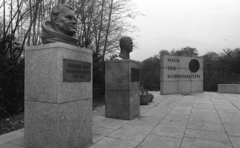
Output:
[
  {"xmin": 119, "ymin": 36, "xmax": 133, "ymax": 60},
  {"xmin": 41, "ymin": 4, "xmax": 78, "ymax": 45}
]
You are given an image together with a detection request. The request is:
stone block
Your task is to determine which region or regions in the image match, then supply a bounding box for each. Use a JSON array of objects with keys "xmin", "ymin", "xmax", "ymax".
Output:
[
  {"xmin": 218, "ymin": 84, "xmax": 229, "ymax": 93},
  {"xmin": 231, "ymin": 84, "xmax": 240, "ymax": 93},
  {"xmin": 160, "ymin": 55, "xmax": 180, "ymax": 68},
  {"xmin": 161, "ymin": 81, "xmax": 178, "ymax": 95},
  {"xmin": 105, "ymin": 90, "xmax": 140, "ymax": 120},
  {"xmin": 177, "ymin": 68, "xmax": 191, "ymax": 81},
  {"xmin": 178, "ymin": 57, "xmax": 191, "ymax": 69},
  {"xmin": 160, "ymin": 68, "xmax": 178, "ymax": 81},
  {"xmin": 190, "ymin": 69, "xmax": 203, "ymax": 81},
  {"xmin": 25, "ymin": 99, "xmax": 92, "ymax": 148},
  {"xmin": 105, "ymin": 60, "xmax": 140, "ymax": 91},
  {"xmin": 218, "ymin": 84, "xmax": 240, "ymax": 94},
  {"xmin": 178, "ymin": 81, "xmax": 191, "ymax": 95},
  {"xmin": 25, "ymin": 43, "xmax": 92, "ymax": 103},
  {"xmin": 191, "ymin": 81, "xmax": 203, "ymax": 93},
  {"xmin": 160, "ymin": 55, "xmax": 203, "ymax": 95},
  {"xmin": 160, "ymin": 67, "xmax": 164, "ymax": 81}
]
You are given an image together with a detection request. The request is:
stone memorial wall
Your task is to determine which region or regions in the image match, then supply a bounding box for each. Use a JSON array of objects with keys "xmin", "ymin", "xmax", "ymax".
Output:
[{"xmin": 160, "ymin": 55, "xmax": 203, "ymax": 95}]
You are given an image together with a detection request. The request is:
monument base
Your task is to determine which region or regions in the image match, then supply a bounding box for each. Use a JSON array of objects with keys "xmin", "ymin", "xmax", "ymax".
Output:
[
  {"xmin": 25, "ymin": 99, "xmax": 92, "ymax": 148},
  {"xmin": 25, "ymin": 43, "xmax": 92, "ymax": 148},
  {"xmin": 105, "ymin": 90, "xmax": 140, "ymax": 120},
  {"xmin": 105, "ymin": 60, "xmax": 140, "ymax": 120}
]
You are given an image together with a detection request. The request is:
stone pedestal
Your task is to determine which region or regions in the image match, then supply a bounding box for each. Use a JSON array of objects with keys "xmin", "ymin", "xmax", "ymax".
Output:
[
  {"xmin": 25, "ymin": 43, "xmax": 92, "ymax": 148},
  {"xmin": 105, "ymin": 60, "xmax": 140, "ymax": 120}
]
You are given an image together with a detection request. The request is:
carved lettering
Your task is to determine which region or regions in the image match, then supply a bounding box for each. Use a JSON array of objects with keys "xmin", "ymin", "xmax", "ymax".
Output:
[
  {"xmin": 168, "ymin": 74, "xmax": 200, "ymax": 79},
  {"xmin": 63, "ymin": 59, "xmax": 91, "ymax": 82},
  {"xmin": 83, "ymin": 65, "xmax": 89, "ymax": 70},
  {"xmin": 168, "ymin": 66, "xmax": 176, "ymax": 70},
  {"xmin": 68, "ymin": 63, "xmax": 81, "ymax": 69},
  {"xmin": 168, "ymin": 58, "xmax": 179, "ymax": 62}
]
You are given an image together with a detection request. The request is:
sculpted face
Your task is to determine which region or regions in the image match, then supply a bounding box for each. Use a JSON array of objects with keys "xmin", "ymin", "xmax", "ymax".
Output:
[
  {"xmin": 119, "ymin": 36, "xmax": 133, "ymax": 59},
  {"xmin": 41, "ymin": 5, "xmax": 78, "ymax": 45},
  {"xmin": 121, "ymin": 37, "xmax": 133, "ymax": 52},
  {"xmin": 54, "ymin": 7, "xmax": 77, "ymax": 36}
]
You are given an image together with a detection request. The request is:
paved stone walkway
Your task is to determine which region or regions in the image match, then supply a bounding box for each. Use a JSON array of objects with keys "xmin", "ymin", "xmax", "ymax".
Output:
[{"xmin": 1, "ymin": 92, "xmax": 240, "ymax": 148}]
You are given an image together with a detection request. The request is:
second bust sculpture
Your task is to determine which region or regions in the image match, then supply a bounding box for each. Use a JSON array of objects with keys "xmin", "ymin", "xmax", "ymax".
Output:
[
  {"xmin": 119, "ymin": 36, "xmax": 133, "ymax": 60},
  {"xmin": 41, "ymin": 4, "xmax": 78, "ymax": 45}
]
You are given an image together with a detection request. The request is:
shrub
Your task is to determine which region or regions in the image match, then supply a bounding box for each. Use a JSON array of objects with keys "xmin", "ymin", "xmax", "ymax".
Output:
[{"xmin": 0, "ymin": 35, "xmax": 24, "ymax": 118}]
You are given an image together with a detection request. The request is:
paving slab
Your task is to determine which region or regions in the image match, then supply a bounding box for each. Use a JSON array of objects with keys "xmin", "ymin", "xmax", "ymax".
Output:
[
  {"xmin": 189, "ymin": 116, "xmax": 222, "ymax": 125},
  {"xmin": 94, "ymin": 118, "xmax": 129, "ymax": 130},
  {"xmin": 169, "ymin": 108, "xmax": 192, "ymax": 115},
  {"xmin": 139, "ymin": 107, "xmax": 152, "ymax": 115},
  {"xmin": 172, "ymin": 106, "xmax": 192, "ymax": 111},
  {"xmin": 0, "ymin": 143, "xmax": 24, "ymax": 148},
  {"xmin": 187, "ymin": 122, "xmax": 226, "ymax": 132},
  {"xmin": 0, "ymin": 129, "xmax": 24, "ymax": 145},
  {"xmin": 151, "ymin": 124, "xmax": 186, "ymax": 138},
  {"xmin": 184, "ymin": 129, "xmax": 231, "ymax": 146},
  {"xmin": 160, "ymin": 115, "xmax": 189, "ymax": 126},
  {"xmin": 229, "ymin": 136, "xmax": 240, "ymax": 148},
  {"xmin": 89, "ymin": 137, "xmax": 139, "ymax": 148},
  {"xmin": 181, "ymin": 137, "xmax": 233, "ymax": 148},
  {"xmin": 193, "ymin": 103, "xmax": 215, "ymax": 109},
  {"xmin": 137, "ymin": 135, "xmax": 182, "ymax": 148},
  {"xmin": 191, "ymin": 108, "xmax": 218, "ymax": 114},
  {"xmin": 127, "ymin": 116, "xmax": 162, "ymax": 128},
  {"xmin": 92, "ymin": 126, "xmax": 115, "ymax": 143},
  {"xmin": 224, "ymin": 123, "xmax": 240, "ymax": 137},
  {"xmin": 217, "ymin": 109, "xmax": 240, "ymax": 115},
  {"xmin": 8, "ymin": 137, "xmax": 24, "ymax": 147},
  {"xmin": 190, "ymin": 112, "xmax": 220, "ymax": 119},
  {"xmin": 220, "ymin": 116, "xmax": 240, "ymax": 125},
  {"xmin": 107, "ymin": 124, "xmax": 152, "ymax": 142},
  {"xmin": 1, "ymin": 91, "xmax": 240, "ymax": 148}
]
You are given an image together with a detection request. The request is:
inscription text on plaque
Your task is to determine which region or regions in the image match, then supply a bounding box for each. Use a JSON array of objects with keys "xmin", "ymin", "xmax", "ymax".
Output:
[
  {"xmin": 63, "ymin": 59, "xmax": 91, "ymax": 82},
  {"xmin": 131, "ymin": 68, "xmax": 140, "ymax": 82}
]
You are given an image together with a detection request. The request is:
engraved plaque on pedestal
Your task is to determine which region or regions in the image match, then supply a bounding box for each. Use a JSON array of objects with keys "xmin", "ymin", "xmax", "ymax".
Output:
[
  {"xmin": 63, "ymin": 59, "xmax": 91, "ymax": 82},
  {"xmin": 131, "ymin": 68, "xmax": 140, "ymax": 82}
]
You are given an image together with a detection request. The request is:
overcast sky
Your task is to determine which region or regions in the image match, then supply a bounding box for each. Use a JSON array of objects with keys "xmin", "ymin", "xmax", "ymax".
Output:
[{"xmin": 129, "ymin": 0, "xmax": 240, "ymax": 61}]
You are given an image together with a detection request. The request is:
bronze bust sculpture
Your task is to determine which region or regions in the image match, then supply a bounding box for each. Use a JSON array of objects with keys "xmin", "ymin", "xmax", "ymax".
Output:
[
  {"xmin": 119, "ymin": 36, "xmax": 133, "ymax": 60},
  {"xmin": 41, "ymin": 4, "xmax": 78, "ymax": 45}
]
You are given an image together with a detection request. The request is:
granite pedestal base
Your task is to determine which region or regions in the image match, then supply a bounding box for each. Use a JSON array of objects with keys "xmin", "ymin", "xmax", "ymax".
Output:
[
  {"xmin": 25, "ymin": 43, "xmax": 92, "ymax": 148},
  {"xmin": 105, "ymin": 90, "xmax": 140, "ymax": 120},
  {"xmin": 105, "ymin": 60, "xmax": 140, "ymax": 120}
]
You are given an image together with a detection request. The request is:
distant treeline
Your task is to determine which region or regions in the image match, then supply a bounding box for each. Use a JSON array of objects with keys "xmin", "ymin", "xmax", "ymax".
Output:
[{"xmin": 140, "ymin": 47, "xmax": 240, "ymax": 91}]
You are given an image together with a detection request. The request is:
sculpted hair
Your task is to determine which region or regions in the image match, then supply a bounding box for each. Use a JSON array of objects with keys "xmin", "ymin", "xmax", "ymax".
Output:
[
  {"xmin": 50, "ymin": 4, "xmax": 74, "ymax": 23},
  {"xmin": 119, "ymin": 36, "xmax": 131, "ymax": 49}
]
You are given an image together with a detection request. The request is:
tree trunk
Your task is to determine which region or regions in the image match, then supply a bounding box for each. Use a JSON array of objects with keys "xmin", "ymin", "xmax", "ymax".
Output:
[
  {"xmin": 102, "ymin": 0, "xmax": 114, "ymax": 62},
  {"xmin": 95, "ymin": 0, "xmax": 105, "ymax": 57}
]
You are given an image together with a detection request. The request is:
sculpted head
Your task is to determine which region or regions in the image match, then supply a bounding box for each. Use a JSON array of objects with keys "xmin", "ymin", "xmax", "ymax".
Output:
[
  {"xmin": 119, "ymin": 36, "xmax": 133, "ymax": 59},
  {"xmin": 50, "ymin": 4, "xmax": 77, "ymax": 36}
]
